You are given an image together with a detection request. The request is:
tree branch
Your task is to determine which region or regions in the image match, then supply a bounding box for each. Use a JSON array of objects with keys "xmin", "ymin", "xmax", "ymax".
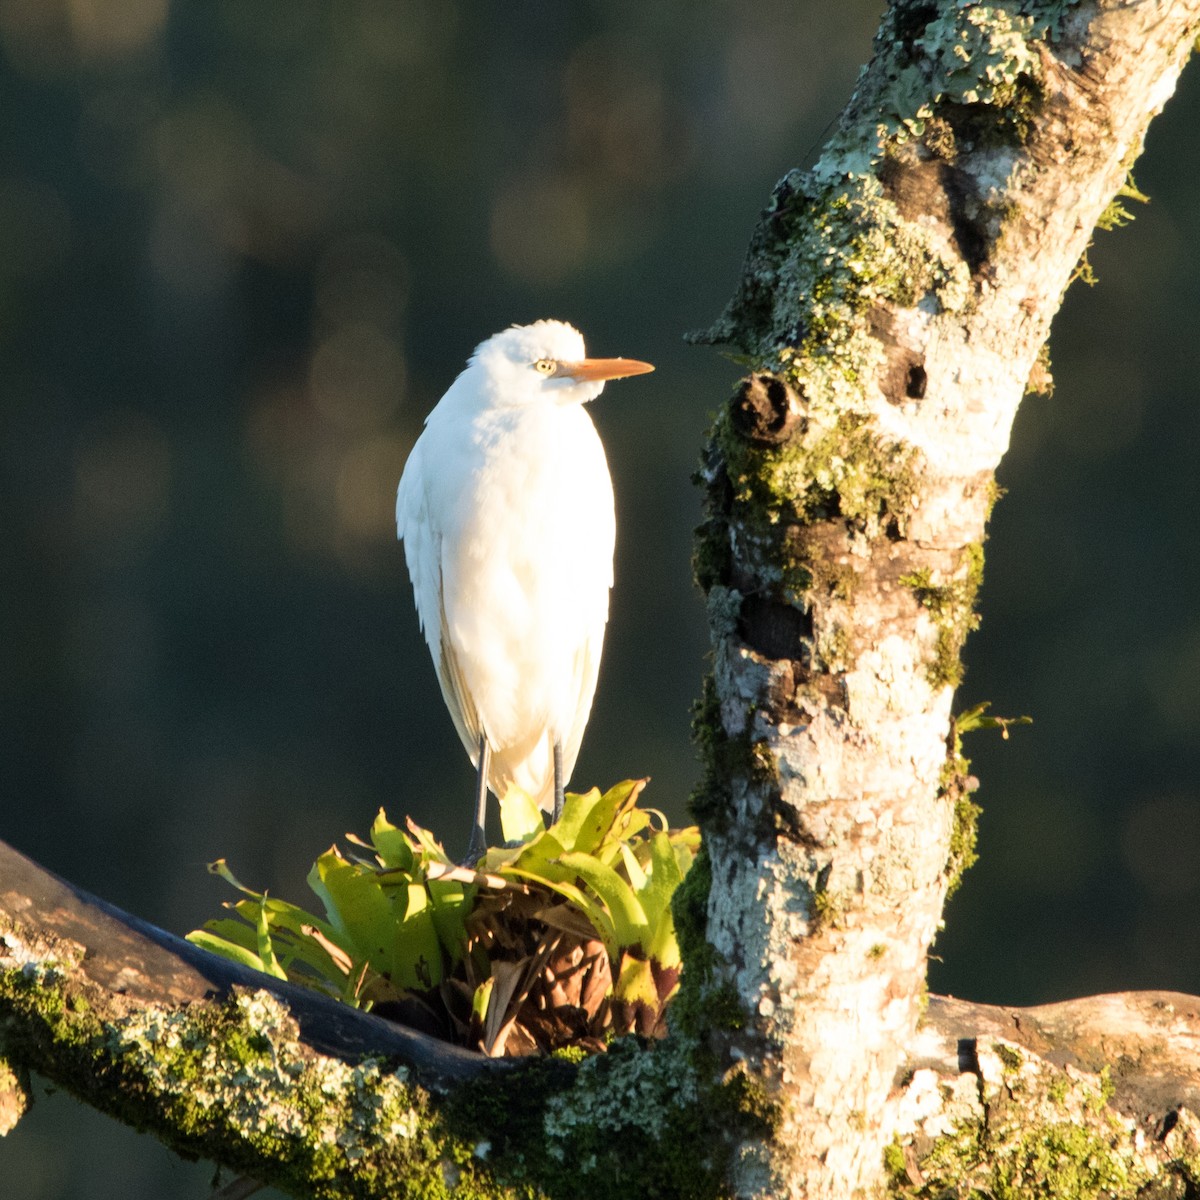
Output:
[
  {"xmin": 4, "ymin": 837, "xmax": 1200, "ymax": 1197},
  {"xmin": 685, "ymin": 1, "xmax": 1200, "ymax": 1195},
  {"xmin": 0, "ymin": 838, "xmax": 498, "ymax": 1084},
  {"xmin": 0, "ymin": 838, "xmax": 721, "ymax": 1199}
]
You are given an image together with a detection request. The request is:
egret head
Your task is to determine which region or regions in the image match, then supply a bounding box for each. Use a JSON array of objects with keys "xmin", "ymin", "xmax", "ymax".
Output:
[{"xmin": 469, "ymin": 320, "xmax": 653, "ymax": 407}]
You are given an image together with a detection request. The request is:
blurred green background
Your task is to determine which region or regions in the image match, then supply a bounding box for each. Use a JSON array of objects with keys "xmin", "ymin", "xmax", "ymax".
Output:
[{"xmin": 1, "ymin": 1, "xmax": 1198, "ymax": 1195}]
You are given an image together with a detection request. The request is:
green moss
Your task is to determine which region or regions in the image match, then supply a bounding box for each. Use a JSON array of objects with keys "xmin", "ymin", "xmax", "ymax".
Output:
[
  {"xmin": 809, "ymin": 882, "xmax": 848, "ymax": 931},
  {"xmin": 668, "ymin": 841, "xmax": 731, "ymax": 1039},
  {"xmin": 945, "ymin": 792, "xmax": 982, "ymax": 900},
  {"xmin": 773, "ymin": 176, "xmax": 970, "ymax": 375},
  {"xmin": 692, "ymin": 515, "xmax": 731, "ymax": 594},
  {"xmin": 1071, "ymin": 174, "xmax": 1151, "ymax": 291},
  {"xmin": 889, "ymin": 1050, "xmax": 1160, "ymax": 1200},
  {"xmin": 821, "ymin": 560, "xmax": 859, "ymax": 602},
  {"xmin": 454, "ymin": 1034, "xmax": 769, "ymax": 1200},
  {"xmin": 995, "ymin": 1043, "xmax": 1023, "ymax": 1072},
  {"xmin": 6, "ymin": 929, "xmax": 761, "ymax": 1200},
  {"xmin": 671, "ymin": 838, "xmax": 711, "ymax": 971},
  {"xmin": 1096, "ymin": 173, "xmax": 1149, "ymax": 232},
  {"xmin": 689, "ymin": 673, "xmax": 775, "ymax": 832},
  {"xmin": 818, "ymin": 623, "xmax": 851, "ymax": 673},
  {"xmin": 715, "ymin": 400, "xmax": 921, "ymax": 548},
  {"xmin": 689, "ymin": 674, "xmax": 734, "ymax": 830},
  {"xmin": 883, "ymin": 1139, "xmax": 909, "ymax": 1186},
  {"xmin": 901, "ymin": 542, "xmax": 985, "ymax": 689},
  {"xmin": 988, "ymin": 1123, "xmax": 1135, "ymax": 1199},
  {"xmin": 0, "ymin": 943, "xmax": 515, "ymax": 1199},
  {"xmin": 871, "ymin": 2, "xmax": 1056, "ymax": 151},
  {"xmin": 550, "ymin": 1045, "xmax": 589, "ymax": 1066}
]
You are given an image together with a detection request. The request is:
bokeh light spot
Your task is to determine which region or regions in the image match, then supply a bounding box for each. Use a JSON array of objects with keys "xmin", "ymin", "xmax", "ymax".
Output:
[
  {"xmin": 490, "ymin": 174, "xmax": 590, "ymax": 286},
  {"xmin": 67, "ymin": 0, "xmax": 167, "ymax": 62},
  {"xmin": 74, "ymin": 413, "xmax": 172, "ymax": 545},
  {"xmin": 309, "ymin": 325, "xmax": 406, "ymax": 430}
]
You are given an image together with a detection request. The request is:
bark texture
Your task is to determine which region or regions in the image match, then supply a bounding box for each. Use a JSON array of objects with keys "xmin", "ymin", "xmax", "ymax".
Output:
[
  {"xmin": 3, "ymin": 840, "xmax": 1200, "ymax": 1198},
  {"xmin": 688, "ymin": 2, "xmax": 1200, "ymax": 1196}
]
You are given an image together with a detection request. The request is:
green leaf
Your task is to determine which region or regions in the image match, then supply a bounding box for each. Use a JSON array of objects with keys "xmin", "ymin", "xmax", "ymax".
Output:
[
  {"xmin": 504, "ymin": 866, "xmax": 618, "ymax": 950},
  {"xmin": 499, "ymin": 788, "xmax": 544, "ymax": 845},
  {"xmin": 206, "ymin": 858, "xmax": 262, "ymax": 898},
  {"xmin": 259, "ymin": 896, "xmax": 342, "ymax": 944},
  {"xmin": 194, "ymin": 779, "xmax": 704, "ymax": 1044},
  {"xmin": 617, "ymin": 840, "xmax": 647, "ymax": 892},
  {"xmin": 198, "ymin": 914, "xmax": 260, "ymax": 952},
  {"xmin": 187, "ymin": 929, "xmax": 270, "ymax": 973},
  {"xmin": 557, "ymin": 851, "xmax": 650, "ymax": 951},
  {"xmin": 369, "ymin": 809, "xmax": 415, "ymax": 871},
  {"xmin": 614, "ymin": 954, "xmax": 659, "ymax": 1009},
  {"xmin": 427, "ymin": 878, "xmax": 472, "ymax": 963},
  {"xmin": 391, "ymin": 882, "xmax": 445, "ymax": 990},
  {"xmin": 550, "ymin": 787, "xmax": 604, "ymax": 851},
  {"xmin": 639, "ymin": 832, "xmax": 685, "ymax": 965},
  {"xmin": 307, "ymin": 851, "xmax": 396, "ymax": 975},
  {"xmin": 255, "ymin": 897, "xmax": 288, "ymax": 981},
  {"xmin": 404, "ymin": 818, "xmax": 452, "ymax": 864},
  {"xmin": 508, "ymin": 831, "xmax": 566, "ymax": 876},
  {"xmin": 472, "ymin": 976, "xmax": 494, "ymax": 1025},
  {"xmin": 955, "ymin": 701, "xmax": 1032, "ymax": 739},
  {"xmin": 482, "ymin": 840, "xmax": 537, "ymax": 872},
  {"xmin": 670, "ymin": 827, "xmax": 701, "ymax": 881}
]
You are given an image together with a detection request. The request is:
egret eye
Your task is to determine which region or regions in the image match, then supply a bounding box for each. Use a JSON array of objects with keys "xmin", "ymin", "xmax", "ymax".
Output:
[{"xmin": 533, "ymin": 358, "xmax": 557, "ymax": 376}]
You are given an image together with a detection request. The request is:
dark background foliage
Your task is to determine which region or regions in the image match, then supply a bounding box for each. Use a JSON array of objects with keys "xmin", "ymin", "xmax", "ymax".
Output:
[{"xmin": 1, "ymin": 2, "xmax": 1197, "ymax": 1195}]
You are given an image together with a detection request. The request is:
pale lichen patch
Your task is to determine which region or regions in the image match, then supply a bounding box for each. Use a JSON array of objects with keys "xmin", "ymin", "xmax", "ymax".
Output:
[
  {"xmin": 0, "ymin": 931, "xmax": 524, "ymax": 1199},
  {"xmin": 888, "ymin": 1037, "xmax": 1199, "ymax": 1199},
  {"xmin": 101, "ymin": 990, "xmax": 428, "ymax": 1169},
  {"xmin": 0, "ymin": 1055, "xmax": 31, "ymax": 1136},
  {"xmin": 543, "ymin": 1036, "xmax": 699, "ymax": 1156}
]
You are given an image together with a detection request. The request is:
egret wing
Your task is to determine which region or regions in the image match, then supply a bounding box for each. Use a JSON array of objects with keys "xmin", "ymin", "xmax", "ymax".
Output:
[
  {"xmin": 437, "ymin": 598, "xmax": 484, "ymax": 764},
  {"xmin": 396, "ymin": 441, "xmax": 439, "ymax": 645},
  {"xmin": 558, "ymin": 615, "xmax": 607, "ymax": 789},
  {"xmin": 397, "ymin": 441, "xmax": 484, "ymax": 766}
]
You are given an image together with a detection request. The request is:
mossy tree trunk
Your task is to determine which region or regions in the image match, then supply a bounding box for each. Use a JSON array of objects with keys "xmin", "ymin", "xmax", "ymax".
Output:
[
  {"xmin": 685, "ymin": 1, "xmax": 1200, "ymax": 1196},
  {"xmin": 4, "ymin": 3, "xmax": 1200, "ymax": 1199}
]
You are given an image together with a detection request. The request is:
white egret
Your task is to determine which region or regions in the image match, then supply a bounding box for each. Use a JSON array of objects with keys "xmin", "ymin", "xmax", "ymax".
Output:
[{"xmin": 396, "ymin": 320, "xmax": 654, "ymax": 861}]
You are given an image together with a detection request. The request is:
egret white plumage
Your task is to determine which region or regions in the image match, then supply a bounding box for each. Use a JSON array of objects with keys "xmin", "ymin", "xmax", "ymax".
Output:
[{"xmin": 396, "ymin": 320, "xmax": 654, "ymax": 862}]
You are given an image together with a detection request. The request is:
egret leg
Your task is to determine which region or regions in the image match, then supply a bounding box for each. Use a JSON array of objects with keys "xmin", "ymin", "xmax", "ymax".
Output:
[
  {"xmin": 552, "ymin": 739, "xmax": 564, "ymax": 825},
  {"xmin": 462, "ymin": 736, "xmax": 489, "ymax": 865}
]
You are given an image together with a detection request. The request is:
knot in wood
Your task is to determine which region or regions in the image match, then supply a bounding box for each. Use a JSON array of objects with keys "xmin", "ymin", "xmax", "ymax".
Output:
[{"xmin": 731, "ymin": 373, "xmax": 806, "ymax": 444}]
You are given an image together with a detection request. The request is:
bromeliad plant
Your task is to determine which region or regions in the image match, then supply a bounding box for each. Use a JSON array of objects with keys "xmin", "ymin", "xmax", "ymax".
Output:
[{"xmin": 188, "ymin": 780, "xmax": 699, "ymax": 1057}]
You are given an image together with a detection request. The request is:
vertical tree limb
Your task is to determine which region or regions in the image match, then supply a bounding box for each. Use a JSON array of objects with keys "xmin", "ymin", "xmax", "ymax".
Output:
[{"xmin": 687, "ymin": 3, "xmax": 1200, "ymax": 1196}]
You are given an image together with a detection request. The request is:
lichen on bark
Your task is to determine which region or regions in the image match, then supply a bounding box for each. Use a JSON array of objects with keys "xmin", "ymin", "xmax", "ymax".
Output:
[
  {"xmin": 0, "ymin": 927, "xmax": 496, "ymax": 1199},
  {"xmin": 888, "ymin": 1039, "xmax": 1200, "ymax": 1198},
  {"xmin": 685, "ymin": 1, "xmax": 1200, "ymax": 1196},
  {"xmin": 0, "ymin": 1053, "xmax": 30, "ymax": 1136},
  {"xmin": 0, "ymin": 914, "xmax": 764, "ymax": 1200}
]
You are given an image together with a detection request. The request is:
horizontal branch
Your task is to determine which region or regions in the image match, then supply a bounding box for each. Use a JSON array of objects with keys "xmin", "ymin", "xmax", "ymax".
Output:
[
  {"xmin": 3, "ymin": 837, "xmax": 1199, "ymax": 1197},
  {"xmin": 0, "ymin": 838, "xmax": 710, "ymax": 1199},
  {"xmin": 921, "ymin": 992, "xmax": 1200, "ymax": 1117},
  {"xmin": 0, "ymin": 838, "xmax": 502, "ymax": 1085},
  {"xmin": 893, "ymin": 995, "xmax": 1200, "ymax": 1195}
]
